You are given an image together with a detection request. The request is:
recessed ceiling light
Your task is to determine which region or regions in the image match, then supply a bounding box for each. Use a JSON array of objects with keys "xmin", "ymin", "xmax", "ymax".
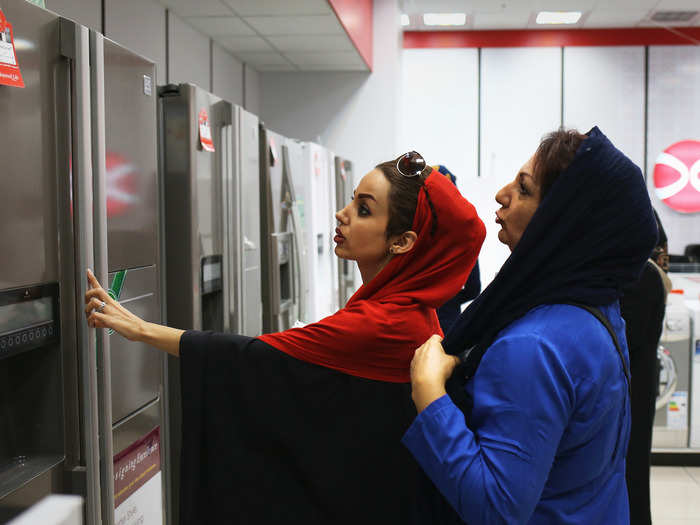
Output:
[
  {"xmin": 423, "ymin": 13, "xmax": 467, "ymax": 26},
  {"xmin": 536, "ymin": 11, "xmax": 582, "ymax": 25},
  {"xmin": 401, "ymin": 14, "xmax": 410, "ymax": 26}
]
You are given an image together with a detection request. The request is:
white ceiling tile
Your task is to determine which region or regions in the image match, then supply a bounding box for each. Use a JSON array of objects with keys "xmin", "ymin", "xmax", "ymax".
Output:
[
  {"xmin": 598, "ymin": 0, "xmax": 659, "ymax": 7},
  {"xmin": 223, "ymin": 0, "xmax": 331, "ymax": 17},
  {"xmin": 216, "ymin": 35, "xmax": 274, "ymax": 52},
  {"xmin": 300, "ymin": 63, "xmax": 369, "ymax": 71},
  {"xmin": 233, "ymin": 51, "xmax": 291, "ymax": 66},
  {"xmin": 157, "ymin": 0, "xmax": 231, "ymax": 17},
  {"xmin": 244, "ymin": 14, "xmax": 344, "ymax": 35},
  {"xmin": 255, "ymin": 63, "xmax": 298, "ymax": 71},
  {"xmin": 402, "ymin": 0, "xmax": 488, "ymax": 14},
  {"xmin": 285, "ymin": 51, "xmax": 365, "ymax": 67},
  {"xmin": 654, "ymin": 0, "xmax": 700, "ymax": 9},
  {"xmin": 472, "ymin": 11, "xmax": 532, "ymax": 30},
  {"xmin": 583, "ymin": 10, "xmax": 652, "ymax": 28},
  {"xmin": 534, "ymin": 0, "xmax": 597, "ymax": 11},
  {"xmin": 185, "ymin": 16, "xmax": 255, "ymax": 36},
  {"xmin": 267, "ymin": 35, "xmax": 354, "ymax": 52}
]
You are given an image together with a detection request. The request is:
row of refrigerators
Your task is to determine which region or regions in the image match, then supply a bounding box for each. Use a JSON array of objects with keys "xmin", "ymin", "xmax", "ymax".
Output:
[{"xmin": 0, "ymin": 1, "xmax": 355, "ymax": 524}]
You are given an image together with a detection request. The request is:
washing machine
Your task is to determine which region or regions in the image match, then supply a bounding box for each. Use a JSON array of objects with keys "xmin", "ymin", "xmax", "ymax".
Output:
[
  {"xmin": 670, "ymin": 274, "xmax": 700, "ymax": 449},
  {"xmin": 653, "ymin": 289, "xmax": 692, "ymax": 449}
]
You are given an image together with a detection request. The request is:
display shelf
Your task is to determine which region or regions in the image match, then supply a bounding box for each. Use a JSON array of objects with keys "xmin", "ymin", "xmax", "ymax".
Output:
[{"xmin": 0, "ymin": 454, "xmax": 63, "ymax": 500}]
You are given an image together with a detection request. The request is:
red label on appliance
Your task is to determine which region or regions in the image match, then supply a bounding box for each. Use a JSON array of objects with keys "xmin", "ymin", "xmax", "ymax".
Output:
[
  {"xmin": 653, "ymin": 140, "xmax": 700, "ymax": 214},
  {"xmin": 113, "ymin": 427, "xmax": 161, "ymax": 509},
  {"xmin": 0, "ymin": 9, "xmax": 25, "ymax": 88},
  {"xmin": 313, "ymin": 151, "xmax": 320, "ymax": 176},
  {"xmin": 198, "ymin": 109, "xmax": 215, "ymax": 152}
]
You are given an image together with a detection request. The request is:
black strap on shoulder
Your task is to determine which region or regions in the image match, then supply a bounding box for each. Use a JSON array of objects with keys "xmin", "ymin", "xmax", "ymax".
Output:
[{"xmin": 565, "ymin": 302, "xmax": 631, "ymax": 397}]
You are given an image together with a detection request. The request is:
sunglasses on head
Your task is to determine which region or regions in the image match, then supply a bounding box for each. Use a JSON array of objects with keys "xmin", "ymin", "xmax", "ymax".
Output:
[{"xmin": 396, "ymin": 151, "xmax": 426, "ymax": 178}]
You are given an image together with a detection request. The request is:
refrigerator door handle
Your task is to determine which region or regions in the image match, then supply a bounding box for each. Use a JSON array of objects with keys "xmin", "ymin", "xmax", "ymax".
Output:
[
  {"xmin": 270, "ymin": 232, "xmax": 292, "ymax": 316},
  {"xmin": 221, "ymin": 123, "xmax": 231, "ymax": 332},
  {"xmin": 282, "ymin": 145, "xmax": 306, "ymax": 323},
  {"xmin": 60, "ymin": 18, "xmax": 103, "ymax": 525},
  {"xmin": 89, "ymin": 30, "xmax": 116, "ymax": 525}
]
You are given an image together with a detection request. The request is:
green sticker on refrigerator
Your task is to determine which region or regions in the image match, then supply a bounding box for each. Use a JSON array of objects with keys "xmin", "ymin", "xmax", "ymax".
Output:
[{"xmin": 107, "ymin": 270, "xmax": 127, "ymax": 335}]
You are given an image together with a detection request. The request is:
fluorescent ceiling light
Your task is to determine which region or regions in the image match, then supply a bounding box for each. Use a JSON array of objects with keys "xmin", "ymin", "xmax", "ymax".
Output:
[
  {"xmin": 536, "ymin": 11, "xmax": 582, "ymax": 24},
  {"xmin": 423, "ymin": 13, "xmax": 467, "ymax": 26},
  {"xmin": 401, "ymin": 14, "xmax": 410, "ymax": 26}
]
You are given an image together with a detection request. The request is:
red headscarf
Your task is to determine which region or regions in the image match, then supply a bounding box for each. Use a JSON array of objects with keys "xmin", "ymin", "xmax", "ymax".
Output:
[{"xmin": 258, "ymin": 169, "xmax": 485, "ymax": 383}]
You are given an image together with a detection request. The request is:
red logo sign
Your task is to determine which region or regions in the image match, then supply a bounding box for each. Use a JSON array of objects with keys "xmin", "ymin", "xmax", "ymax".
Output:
[
  {"xmin": 653, "ymin": 140, "xmax": 700, "ymax": 214},
  {"xmin": 106, "ymin": 152, "xmax": 139, "ymax": 217},
  {"xmin": 0, "ymin": 9, "xmax": 25, "ymax": 88}
]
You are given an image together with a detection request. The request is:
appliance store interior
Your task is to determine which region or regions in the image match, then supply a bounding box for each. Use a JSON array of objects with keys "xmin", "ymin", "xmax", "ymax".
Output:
[{"xmin": 1, "ymin": 0, "xmax": 699, "ymax": 523}]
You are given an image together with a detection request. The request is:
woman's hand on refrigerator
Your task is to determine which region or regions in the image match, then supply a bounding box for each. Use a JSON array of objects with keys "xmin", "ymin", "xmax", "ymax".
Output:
[
  {"xmin": 410, "ymin": 334, "xmax": 459, "ymax": 413},
  {"xmin": 85, "ymin": 269, "xmax": 146, "ymax": 341}
]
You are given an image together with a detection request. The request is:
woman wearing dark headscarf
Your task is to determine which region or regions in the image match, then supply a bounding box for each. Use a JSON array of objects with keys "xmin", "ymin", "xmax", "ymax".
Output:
[
  {"xmin": 403, "ymin": 127, "xmax": 657, "ymax": 523},
  {"xmin": 84, "ymin": 154, "xmax": 485, "ymax": 524}
]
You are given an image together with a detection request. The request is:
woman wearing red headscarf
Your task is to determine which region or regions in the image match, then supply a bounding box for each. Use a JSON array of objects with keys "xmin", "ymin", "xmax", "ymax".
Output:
[{"xmin": 85, "ymin": 152, "xmax": 485, "ymax": 524}]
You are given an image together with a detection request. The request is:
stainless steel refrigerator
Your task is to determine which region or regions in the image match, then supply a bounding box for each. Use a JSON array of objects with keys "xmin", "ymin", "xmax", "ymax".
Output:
[
  {"xmin": 334, "ymin": 157, "xmax": 357, "ymax": 306},
  {"xmin": 159, "ymin": 83, "xmax": 261, "ymax": 524},
  {"xmin": 259, "ymin": 127, "xmax": 306, "ymax": 333},
  {"xmin": 285, "ymin": 141, "xmax": 338, "ymax": 323},
  {"xmin": 0, "ymin": 2, "xmax": 167, "ymax": 524}
]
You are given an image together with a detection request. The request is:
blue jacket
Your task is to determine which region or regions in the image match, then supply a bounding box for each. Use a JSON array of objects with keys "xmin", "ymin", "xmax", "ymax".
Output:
[{"xmin": 403, "ymin": 303, "xmax": 630, "ymax": 524}]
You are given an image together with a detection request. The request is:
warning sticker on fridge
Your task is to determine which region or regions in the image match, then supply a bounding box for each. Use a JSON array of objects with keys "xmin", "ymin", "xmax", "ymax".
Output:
[
  {"xmin": 667, "ymin": 391, "xmax": 688, "ymax": 430},
  {"xmin": 114, "ymin": 427, "xmax": 162, "ymax": 525},
  {"xmin": 0, "ymin": 9, "xmax": 25, "ymax": 88},
  {"xmin": 198, "ymin": 108, "xmax": 215, "ymax": 152}
]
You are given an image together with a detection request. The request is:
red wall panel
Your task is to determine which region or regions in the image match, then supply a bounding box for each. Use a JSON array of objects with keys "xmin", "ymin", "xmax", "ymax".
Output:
[
  {"xmin": 328, "ymin": 0, "xmax": 373, "ymax": 70},
  {"xmin": 404, "ymin": 28, "xmax": 700, "ymax": 48}
]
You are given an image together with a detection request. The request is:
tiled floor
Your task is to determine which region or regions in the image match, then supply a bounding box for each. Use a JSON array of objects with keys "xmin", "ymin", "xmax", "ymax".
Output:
[{"xmin": 651, "ymin": 466, "xmax": 700, "ymax": 524}]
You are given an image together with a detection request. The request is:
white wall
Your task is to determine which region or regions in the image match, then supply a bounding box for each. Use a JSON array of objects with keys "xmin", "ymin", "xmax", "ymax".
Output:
[
  {"xmin": 479, "ymin": 47, "xmax": 562, "ymax": 284},
  {"xmin": 213, "ymin": 43, "xmax": 244, "ymax": 106},
  {"xmin": 397, "ymin": 48, "xmax": 479, "ymax": 195},
  {"xmin": 244, "ymin": 64, "xmax": 261, "ymax": 115},
  {"xmin": 647, "ymin": 46, "xmax": 700, "ymax": 254},
  {"xmin": 105, "ymin": 0, "xmax": 168, "ymax": 85},
  {"xmin": 168, "ymin": 11, "xmax": 211, "ymax": 90},
  {"xmin": 564, "ymin": 46, "xmax": 645, "ymax": 169},
  {"xmin": 260, "ymin": 0, "xmax": 402, "ymax": 179}
]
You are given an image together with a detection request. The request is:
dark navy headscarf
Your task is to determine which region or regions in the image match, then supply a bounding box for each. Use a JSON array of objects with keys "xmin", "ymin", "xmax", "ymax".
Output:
[{"xmin": 444, "ymin": 127, "xmax": 658, "ymax": 374}]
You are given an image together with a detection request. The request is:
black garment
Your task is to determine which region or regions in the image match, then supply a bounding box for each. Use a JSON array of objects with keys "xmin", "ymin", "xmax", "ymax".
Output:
[
  {"xmin": 437, "ymin": 260, "xmax": 481, "ymax": 333},
  {"xmin": 620, "ymin": 261, "xmax": 666, "ymax": 525},
  {"xmin": 179, "ymin": 330, "xmax": 433, "ymax": 524}
]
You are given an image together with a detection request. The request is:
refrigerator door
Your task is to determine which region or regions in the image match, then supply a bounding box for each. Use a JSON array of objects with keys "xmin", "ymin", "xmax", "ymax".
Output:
[
  {"xmin": 0, "ymin": 3, "xmax": 73, "ymax": 519},
  {"xmin": 103, "ymin": 41, "xmax": 159, "ymax": 273},
  {"xmin": 236, "ymin": 107, "xmax": 262, "ymax": 336},
  {"xmin": 160, "ymin": 83, "xmax": 231, "ymax": 525},
  {"xmin": 285, "ymin": 139, "xmax": 310, "ymax": 322},
  {"xmin": 326, "ymin": 149, "xmax": 339, "ymax": 314},
  {"xmin": 303, "ymin": 143, "xmax": 335, "ymax": 322},
  {"xmin": 98, "ymin": 34, "xmax": 165, "ymax": 525},
  {"xmin": 260, "ymin": 129, "xmax": 298, "ymax": 333},
  {"xmin": 335, "ymin": 157, "xmax": 356, "ymax": 306},
  {"xmin": 102, "ymin": 37, "xmax": 162, "ymax": 421}
]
